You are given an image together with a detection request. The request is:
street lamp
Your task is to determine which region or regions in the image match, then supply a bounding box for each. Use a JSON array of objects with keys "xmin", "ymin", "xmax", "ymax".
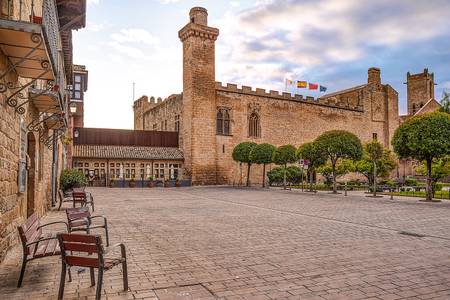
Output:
[{"xmin": 69, "ymin": 102, "xmax": 77, "ymax": 114}]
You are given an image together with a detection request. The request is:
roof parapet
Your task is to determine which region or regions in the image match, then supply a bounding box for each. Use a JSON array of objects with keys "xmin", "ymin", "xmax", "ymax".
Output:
[{"xmin": 214, "ymin": 81, "xmax": 363, "ymax": 111}]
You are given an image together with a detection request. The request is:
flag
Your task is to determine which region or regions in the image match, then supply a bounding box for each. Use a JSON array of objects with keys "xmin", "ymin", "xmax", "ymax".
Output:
[
  {"xmin": 309, "ymin": 83, "xmax": 318, "ymax": 90},
  {"xmin": 297, "ymin": 81, "xmax": 307, "ymax": 88},
  {"xmin": 285, "ymin": 78, "xmax": 293, "ymax": 86},
  {"xmin": 319, "ymin": 85, "xmax": 327, "ymax": 92}
]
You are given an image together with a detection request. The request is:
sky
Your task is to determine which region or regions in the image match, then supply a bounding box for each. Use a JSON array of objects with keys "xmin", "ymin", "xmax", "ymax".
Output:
[{"xmin": 74, "ymin": 0, "xmax": 450, "ymax": 129}]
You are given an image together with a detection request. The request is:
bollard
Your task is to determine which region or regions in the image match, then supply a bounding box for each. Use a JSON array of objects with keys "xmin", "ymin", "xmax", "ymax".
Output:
[
  {"xmin": 390, "ymin": 188, "xmax": 394, "ymax": 200},
  {"xmin": 344, "ymin": 182, "xmax": 347, "ymax": 196}
]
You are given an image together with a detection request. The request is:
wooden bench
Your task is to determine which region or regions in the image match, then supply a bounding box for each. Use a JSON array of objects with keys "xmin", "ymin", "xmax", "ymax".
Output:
[
  {"xmin": 57, "ymin": 233, "xmax": 128, "ymax": 300},
  {"xmin": 72, "ymin": 191, "xmax": 95, "ymax": 211},
  {"xmin": 65, "ymin": 207, "xmax": 110, "ymax": 246},
  {"xmin": 58, "ymin": 189, "xmax": 73, "ymax": 211},
  {"xmin": 17, "ymin": 213, "xmax": 70, "ymax": 287}
]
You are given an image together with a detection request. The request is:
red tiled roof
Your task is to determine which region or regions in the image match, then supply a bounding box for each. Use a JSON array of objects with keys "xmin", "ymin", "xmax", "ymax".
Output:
[{"xmin": 73, "ymin": 145, "xmax": 183, "ymax": 160}]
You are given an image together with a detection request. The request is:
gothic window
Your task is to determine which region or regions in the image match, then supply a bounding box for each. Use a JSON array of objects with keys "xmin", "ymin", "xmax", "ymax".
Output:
[
  {"xmin": 248, "ymin": 112, "xmax": 261, "ymax": 137},
  {"xmin": 174, "ymin": 115, "xmax": 180, "ymax": 132},
  {"xmin": 412, "ymin": 103, "xmax": 416, "ymax": 114},
  {"xmin": 216, "ymin": 108, "xmax": 231, "ymax": 135}
]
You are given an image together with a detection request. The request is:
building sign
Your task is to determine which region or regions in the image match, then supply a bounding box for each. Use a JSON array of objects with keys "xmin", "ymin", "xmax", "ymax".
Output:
[{"xmin": 18, "ymin": 118, "xmax": 26, "ymax": 193}]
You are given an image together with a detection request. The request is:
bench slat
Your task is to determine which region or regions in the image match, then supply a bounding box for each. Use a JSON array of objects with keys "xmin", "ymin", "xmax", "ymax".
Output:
[
  {"xmin": 65, "ymin": 256, "xmax": 99, "ymax": 268},
  {"xmin": 63, "ymin": 242, "xmax": 99, "ymax": 253}
]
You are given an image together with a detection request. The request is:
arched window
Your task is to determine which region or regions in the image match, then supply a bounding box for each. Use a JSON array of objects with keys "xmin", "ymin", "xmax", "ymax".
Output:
[
  {"xmin": 412, "ymin": 103, "xmax": 416, "ymax": 114},
  {"xmin": 248, "ymin": 112, "xmax": 260, "ymax": 137},
  {"xmin": 217, "ymin": 108, "xmax": 231, "ymax": 135}
]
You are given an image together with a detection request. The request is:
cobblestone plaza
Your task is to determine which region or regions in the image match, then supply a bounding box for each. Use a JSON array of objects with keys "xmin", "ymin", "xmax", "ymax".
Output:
[{"xmin": 1, "ymin": 187, "xmax": 450, "ymax": 300}]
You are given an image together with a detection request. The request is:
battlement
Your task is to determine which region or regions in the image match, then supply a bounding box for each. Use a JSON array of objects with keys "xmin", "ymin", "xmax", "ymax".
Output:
[
  {"xmin": 134, "ymin": 94, "xmax": 182, "ymax": 114},
  {"xmin": 215, "ymin": 82, "xmax": 363, "ymax": 111},
  {"xmin": 407, "ymin": 68, "xmax": 434, "ymax": 80}
]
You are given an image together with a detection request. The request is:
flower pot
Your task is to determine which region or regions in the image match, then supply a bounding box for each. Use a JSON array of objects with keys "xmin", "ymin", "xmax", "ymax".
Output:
[
  {"xmin": 129, "ymin": 181, "xmax": 136, "ymax": 188},
  {"xmin": 148, "ymin": 181, "xmax": 155, "ymax": 188},
  {"xmin": 164, "ymin": 181, "xmax": 170, "ymax": 188},
  {"xmin": 32, "ymin": 16, "xmax": 42, "ymax": 24},
  {"xmin": 175, "ymin": 181, "xmax": 181, "ymax": 187}
]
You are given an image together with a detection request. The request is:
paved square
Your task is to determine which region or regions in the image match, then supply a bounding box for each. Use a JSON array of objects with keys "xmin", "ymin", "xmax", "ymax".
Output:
[{"xmin": 1, "ymin": 187, "xmax": 450, "ymax": 300}]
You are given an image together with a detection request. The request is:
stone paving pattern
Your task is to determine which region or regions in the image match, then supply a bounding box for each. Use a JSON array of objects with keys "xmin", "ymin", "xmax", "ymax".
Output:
[{"xmin": 1, "ymin": 187, "xmax": 450, "ymax": 300}]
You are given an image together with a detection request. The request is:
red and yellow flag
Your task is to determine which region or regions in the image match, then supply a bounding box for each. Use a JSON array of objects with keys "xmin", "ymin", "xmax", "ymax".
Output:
[{"xmin": 297, "ymin": 81, "xmax": 307, "ymax": 88}]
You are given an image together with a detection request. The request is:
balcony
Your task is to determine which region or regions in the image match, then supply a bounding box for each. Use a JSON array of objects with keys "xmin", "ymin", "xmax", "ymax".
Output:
[{"xmin": 0, "ymin": 0, "xmax": 66, "ymax": 118}]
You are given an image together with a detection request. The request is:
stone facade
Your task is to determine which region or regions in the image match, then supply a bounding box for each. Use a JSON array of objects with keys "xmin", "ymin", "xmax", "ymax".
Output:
[
  {"xmin": 0, "ymin": 0, "xmax": 85, "ymax": 262},
  {"xmin": 134, "ymin": 7, "xmax": 442, "ymax": 186},
  {"xmin": 407, "ymin": 69, "xmax": 435, "ymax": 115}
]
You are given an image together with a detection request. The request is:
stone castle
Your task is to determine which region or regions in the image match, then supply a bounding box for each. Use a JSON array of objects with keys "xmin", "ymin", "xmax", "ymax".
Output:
[{"xmin": 133, "ymin": 7, "xmax": 441, "ymax": 185}]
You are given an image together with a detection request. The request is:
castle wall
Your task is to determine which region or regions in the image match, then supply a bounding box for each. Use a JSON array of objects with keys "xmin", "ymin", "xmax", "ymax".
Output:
[{"xmin": 213, "ymin": 82, "xmax": 399, "ymax": 185}]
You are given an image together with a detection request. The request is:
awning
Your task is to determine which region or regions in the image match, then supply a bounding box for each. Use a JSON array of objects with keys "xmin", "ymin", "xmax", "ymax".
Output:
[
  {"xmin": 0, "ymin": 19, "xmax": 54, "ymax": 81},
  {"xmin": 28, "ymin": 87, "xmax": 60, "ymax": 113}
]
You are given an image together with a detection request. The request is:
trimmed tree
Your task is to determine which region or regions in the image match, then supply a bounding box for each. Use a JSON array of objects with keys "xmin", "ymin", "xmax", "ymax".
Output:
[
  {"xmin": 272, "ymin": 145, "xmax": 297, "ymax": 189},
  {"xmin": 365, "ymin": 141, "xmax": 384, "ymax": 197},
  {"xmin": 296, "ymin": 142, "xmax": 327, "ymax": 191},
  {"xmin": 416, "ymin": 156, "xmax": 450, "ymax": 196},
  {"xmin": 315, "ymin": 130, "xmax": 363, "ymax": 193},
  {"xmin": 353, "ymin": 146, "xmax": 396, "ymax": 186},
  {"xmin": 392, "ymin": 112, "xmax": 450, "ymax": 201},
  {"xmin": 232, "ymin": 142, "xmax": 257, "ymax": 186},
  {"xmin": 249, "ymin": 143, "xmax": 276, "ymax": 188}
]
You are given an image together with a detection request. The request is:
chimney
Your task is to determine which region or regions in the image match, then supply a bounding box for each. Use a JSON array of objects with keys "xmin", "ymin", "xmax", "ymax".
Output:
[{"xmin": 368, "ymin": 67, "xmax": 381, "ymax": 86}]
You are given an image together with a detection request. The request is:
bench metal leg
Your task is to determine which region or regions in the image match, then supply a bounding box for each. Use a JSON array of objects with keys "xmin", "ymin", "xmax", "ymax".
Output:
[
  {"xmin": 104, "ymin": 220, "xmax": 109, "ymax": 247},
  {"xmin": 58, "ymin": 263, "xmax": 67, "ymax": 300},
  {"xmin": 17, "ymin": 256, "xmax": 27, "ymax": 288},
  {"xmin": 96, "ymin": 267, "xmax": 104, "ymax": 300},
  {"xmin": 90, "ymin": 267, "xmax": 95, "ymax": 286},
  {"xmin": 122, "ymin": 260, "xmax": 128, "ymax": 291}
]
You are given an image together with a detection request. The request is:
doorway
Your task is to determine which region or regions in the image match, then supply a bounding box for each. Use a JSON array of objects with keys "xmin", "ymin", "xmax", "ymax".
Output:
[{"xmin": 26, "ymin": 132, "xmax": 36, "ymax": 217}]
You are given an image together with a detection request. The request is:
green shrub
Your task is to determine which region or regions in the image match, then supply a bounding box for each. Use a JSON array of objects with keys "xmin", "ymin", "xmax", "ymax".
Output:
[
  {"xmin": 404, "ymin": 178, "xmax": 418, "ymax": 186},
  {"xmin": 268, "ymin": 166, "xmax": 303, "ymax": 185},
  {"xmin": 432, "ymin": 182, "xmax": 443, "ymax": 192},
  {"xmin": 60, "ymin": 169, "xmax": 87, "ymax": 191}
]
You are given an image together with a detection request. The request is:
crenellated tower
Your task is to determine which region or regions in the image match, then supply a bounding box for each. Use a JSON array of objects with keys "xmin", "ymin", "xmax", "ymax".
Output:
[
  {"xmin": 406, "ymin": 68, "xmax": 435, "ymax": 115},
  {"xmin": 178, "ymin": 7, "xmax": 219, "ymax": 184}
]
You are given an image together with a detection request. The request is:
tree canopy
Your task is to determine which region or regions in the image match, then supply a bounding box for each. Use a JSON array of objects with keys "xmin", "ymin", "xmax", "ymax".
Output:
[
  {"xmin": 249, "ymin": 143, "xmax": 276, "ymax": 187},
  {"xmin": 392, "ymin": 112, "xmax": 450, "ymax": 162},
  {"xmin": 296, "ymin": 142, "xmax": 326, "ymax": 170},
  {"xmin": 315, "ymin": 130, "xmax": 362, "ymax": 193},
  {"xmin": 392, "ymin": 112, "xmax": 450, "ymax": 201},
  {"xmin": 232, "ymin": 142, "xmax": 257, "ymax": 164},
  {"xmin": 272, "ymin": 145, "xmax": 297, "ymax": 189},
  {"xmin": 249, "ymin": 143, "xmax": 276, "ymax": 165},
  {"xmin": 272, "ymin": 145, "xmax": 297, "ymax": 166},
  {"xmin": 315, "ymin": 130, "xmax": 363, "ymax": 163},
  {"xmin": 232, "ymin": 142, "xmax": 257, "ymax": 186}
]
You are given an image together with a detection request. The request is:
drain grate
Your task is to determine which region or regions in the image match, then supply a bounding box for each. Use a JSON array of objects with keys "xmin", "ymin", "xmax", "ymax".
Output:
[{"xmin": 398, "ymin": 231, "xmax": 426, "ymax": 238}]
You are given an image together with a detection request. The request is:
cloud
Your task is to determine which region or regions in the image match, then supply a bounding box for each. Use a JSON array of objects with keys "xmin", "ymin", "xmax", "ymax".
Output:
[
  {"xmin": 111, "ymin": 28, "xmax": 160, "ymax": 46},
  {"xmin": 216, "ymin": 0, "xmax": 450, "ymax": 90}
]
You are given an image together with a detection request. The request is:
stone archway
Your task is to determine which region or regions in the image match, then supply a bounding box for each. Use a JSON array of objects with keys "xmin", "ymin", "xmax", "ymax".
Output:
[{"xmin": 26, "ymin": 132, "xmax": 36, "ymax": 217}]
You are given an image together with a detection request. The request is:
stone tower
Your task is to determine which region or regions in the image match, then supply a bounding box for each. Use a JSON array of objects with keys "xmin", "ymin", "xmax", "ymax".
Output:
[
  {"xmin": 178, "ymin": 7, "xmax": 219, "ymax": 184},
  {"xmin": 406, "ymin": 68, "xmax": 435, "ymax": 115}
]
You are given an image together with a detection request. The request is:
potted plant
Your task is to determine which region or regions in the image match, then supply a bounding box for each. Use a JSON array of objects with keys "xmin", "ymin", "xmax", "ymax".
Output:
[
  {"xmin": 109, "ymin": 177, "xmax": 115, "ymax": 188},
  {"xmin": 163, "ymin": 179, "xmax": 170, "ymax": 188},
  {"xmin": 129, "ymin": 176, "xmax": 136, "ymax": 188},
  {"xmin": 60, "ymin": 169, "xmax": 87, "ymax": 192},
  {"xmin": 175, "ymin": 177, "xmax": 181, "ymax": 187},
  {"xmin": 147, "ymin": 176, "xmax": 155, "ymax": 188}
]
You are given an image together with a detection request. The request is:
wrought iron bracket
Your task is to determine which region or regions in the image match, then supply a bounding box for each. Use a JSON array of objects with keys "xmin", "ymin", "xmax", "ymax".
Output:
[{"xmin": 0, "ymin": 33, "xmax": 51, "ymax": 113}]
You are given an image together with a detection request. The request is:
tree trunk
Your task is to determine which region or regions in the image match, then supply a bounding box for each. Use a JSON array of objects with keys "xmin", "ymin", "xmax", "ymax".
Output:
[
  {"xmin": 332, "ymin": 162, "xmax": 337, "ymax": 193},
  {"xmin": 262, "ymin": 163, "xmax": 266, "ymax": 188},
  {"xmin": 373, "ymin": 160, "xmax": 377, "ymax": 197},
  {"xmin": 246, "ymin": 163, "xmax": 251, "ymax": 187},
  {"xmin": 426, "ymin": 158, "xmax": 433, "ymax": 201},
  {"xmin": 283, "ymin": 164, "xmax": 287, "ymax": 190},
  {"xmin": 309, "ymin": 169, "xmax": 314, "ymax": 191}
]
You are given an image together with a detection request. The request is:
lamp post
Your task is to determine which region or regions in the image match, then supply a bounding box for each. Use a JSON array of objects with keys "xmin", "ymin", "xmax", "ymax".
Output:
[{"xmin": 69, "ymin": 102, "xmax": 77, "ymax": 114}]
